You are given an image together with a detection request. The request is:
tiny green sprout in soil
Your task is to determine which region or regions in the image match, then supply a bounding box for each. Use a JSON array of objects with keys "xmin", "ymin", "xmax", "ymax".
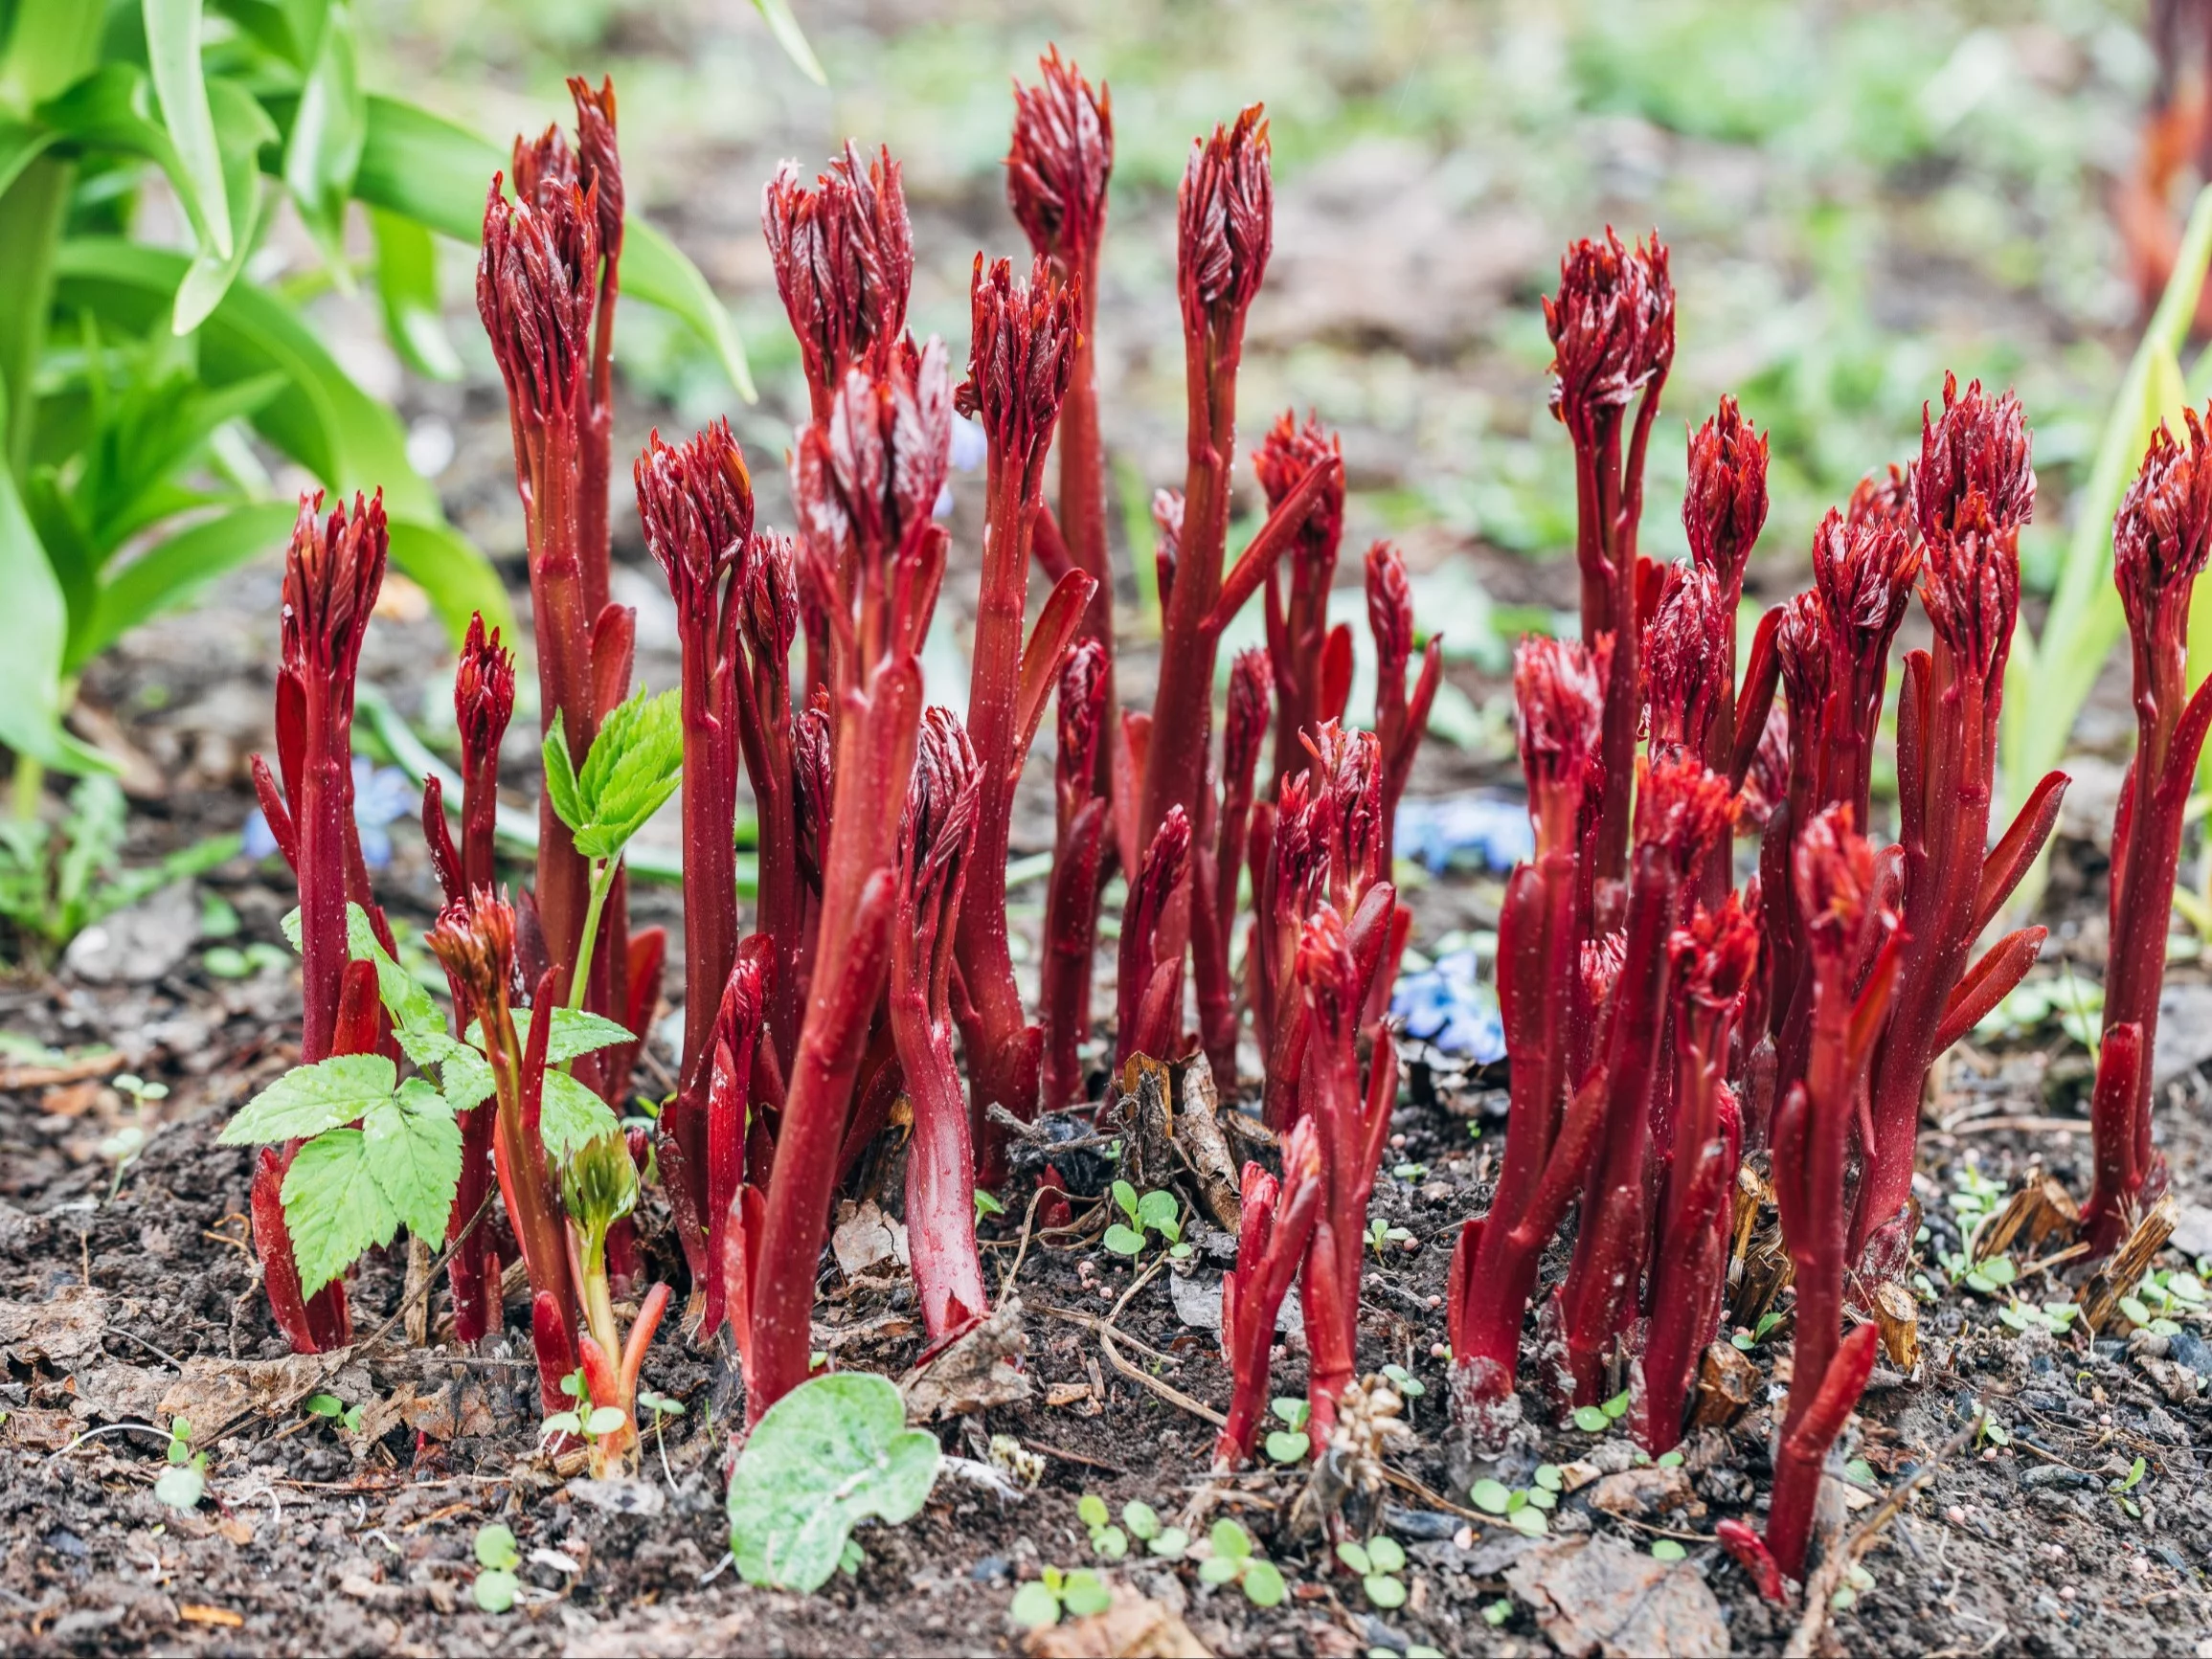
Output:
[{"xmin": 473, "ymin": 1524, "xmax": 522, "ymax": 1614}]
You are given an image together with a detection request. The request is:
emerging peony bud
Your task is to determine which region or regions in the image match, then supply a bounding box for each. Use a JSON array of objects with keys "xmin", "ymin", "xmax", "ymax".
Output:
[
  {"xmin": 1671, "ymin": 890, "xmax": 1761, "ymax": 1015},
  {"xmin": 792, "ymin": 690, "xmax": 834, "ymax": 891},
  {"xmin": 1914, "ymin": 372, "xmax": 2034, "ymax": 548},
  {"xmin": 1634, "ymin": 753, "xmax": 1735, "ymax": 872},
  {"xmin": 567, "ymin": 76, "xmax": 623, "ymax": 266},
  {"xmin": 762, "ymin": 143, "xmax": 914, "ymax": 402},
  {"xmin": 1581, "ymin": 930, "xmax": 1627, "ymax": 1011},
  {"xmin": 1301, "ymin": 722, "xmax": 1387, "ymax": 902},
  {"xmin": 1847, "ymin": 462, "xmax": 1915, "ymax": 537},
  {"xmin": 1253, "ymin": 411, "xmax": 1344, "ymax": 578},
  {"xmin": 956, "ymin": 255, "xmax": 1076, "ymax": 479},
  {"xmin": 1055, "ymin": 638, "xmax": 1110, "ymax": 805},
  {"xmin": 1682, "ymin": 394, "xmax": 1768, "ymax": 602},
  {"xmin": 743, "ymin": 530, "xmax": 801, "ymax": 669},
  {"xmin": 1792, "ymin": 802, "xmax": 1893, "ymax": 973},
  {"xmin": 2114, "ymin": 405, "xmax": 2212, "ymax": 643},
  {"xmin": 1225, "ymin": 647, "xmax": 1273, "ymax": 796},
  {"xmin": 1513, "ymin": 634, "xmax": 1608, "ymax": 810},
  {"xmin": 1810, "ymin": 508, "xmax": 1919, "ymax": 679},
  {"xmin": 635, "ymin": 420, "xmax": 755, "ymax": 617},
  {"xmin": 792, "ymin": 338, "xmax": 954, "ymax": 574},
  {"xmin": 1177, "ymin": 105, "xmax": 1273, "ymax": 342},
  {"xmin": 454, "ymin": 613, "xmax": 516, "ymax": 776},
  {"xmin": 1645, "ymin": 563, "xmax": 1729, "ymax": 756},
  {"xmin": 901, "ymin": 708, "xmax": 982, "ymax": 892},
  {"xmin": 477, "ymin": 173, "xmax": 598, "ymax": 429},
  {"xmin": 1546, "ymin": 229, "xmax": 1675, "ymax": 445},
  {"xmin": 426, "ymin": 887, "xmax": 518, "ymax": 1013},
  {"xmin": 1365, "ymin": 542, "xmax": 1414, "ymax": 679},
  {"xmin": 1773, "ymin": 592, "xmax": 1831, "ymax": 715},
  {"xmin": 1293, "ymin": 901, "xmax": 1359, "ymax": 1032},
  {"xmin": 1005, "ymin": 48, "xmax": 1113, "ymax": 276},
  {"xmin": 281, "ymin": 490, "xmax": 388, "ymax": 684}
]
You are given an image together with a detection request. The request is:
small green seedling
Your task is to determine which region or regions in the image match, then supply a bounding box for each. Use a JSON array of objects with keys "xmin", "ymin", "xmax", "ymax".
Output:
[
  {"xmin": 1731, "ymin": 1310, "xmax": 1786, "ymax": 1351},
  {"xmin": 1380, "ymin": 1362, "xmax": 1426, "ymax": 1400},
  {"xmin": 1997, "ymin": 1297, "xmax": 2080, "ymax": 1336},
  {"xmin": 1264, "ymin": 1397, "xmax": 1311, "ymax": 1465},
  {"xmin": 1651, "ymin": 1538, "xmax": 1687, "ymax": 1561},
  {"xmin": 541, "ymin": 1369, "xmax": 629, "ymax": 1446},
  {"xmin": 1366, "ymin": 1217, "xmax": 1415, "ymax": 1258},
  {"xmin": 1009, "ymin": 1565, "xmax": 1112, "ymax": 1628},
  {"xmin": 305, "ymin": 1392, "xmax": 365, "ymax": 1434},
  {"xmin": 154, "ymin": 1418, "xmax": 205, "ymax": 1512},
  {"xmin": 1960, "ymin": 1254, "xmax": 2017, "ymax": 1296},
  {"xmin": 1077, "ymin": 1492, "xmax": 1128, "ymax": 1559},
  {"xmin": 1335, "ymin": 1534, "xmax": 1409, "ymax": 1610},
  {"xmin": 1120, "ymin": 1499, "xmax": 1188, "ymax": 1559},
  {"xmin": 1469, "ymin": 1476, "xmax": 1548, "ymax": 1535},
  {"xmin": 1103, "ymin": 1181, "xmax": 1190, "ymax": 1260},
  {"xmin": 473, "ymin": 1524, "xmax": 522, "ymax": 1613},
  {"xmin": 1390, "ymin": 1161, "xmax": 1428, "ymax": 1181},
  {"xmin": 1829, "ymin": 1561, "xmax": 1877, "ymax": 1610},
  {"xmin": 1196, "ymin": 1519, "xmax": 1286, "ymax": 1608},
  {"xmin": 975, "ymin": 1189, "xmax": 1006, "ymax": 1222},
  {"xmin": 2111, "ymin": 1455, "xmax": 2149, "ymax": 1519},
  {"xmin": 1482, "ymin": 1598, "xmax": 1516, "ymax": 1625}
]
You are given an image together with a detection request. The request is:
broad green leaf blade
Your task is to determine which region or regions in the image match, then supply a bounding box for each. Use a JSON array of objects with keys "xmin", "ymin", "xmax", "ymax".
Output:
[
  {"xmin": 76, "ymin": 502, "xmax": 297, "ymax": 671},
  {"xmin": 281, "ymin": 1126, "xmax": 399, "ymax": 1294},
  {"xmin": 0, "ymin": 460, "xmax": 113, "ymax": 774},
  {"xmin": 344, "ymin": 899, "xmax": 440, "ymax": 1038},
  {"xmin": 438, "ymin": 1046, "xmax": 494, "ymax": 1113},
  {"xmin": 220, "ymin": 1052, "xmax": 397, "ymax": 1143},
  {"xmin": 727, "ymin": 1374, "xmax": 941, "ymax": 1592},
  {"xmin": 144, "ymin": 0, "xmax": 233, "ymax": 260},
  {"xmin": 173, "ymin": 79, "xmax": 277, "ymax": 334},
  {"xmin": 623, "ymin": 216, "xmax": 756, "ymax": 402},
  {"xmin": 0, "ymin": 120, "xmax": 59, "ymax": 199},
  {"xmin": 281, "ymin": 0, "xmax": 364, "ymax": 264},
  {"xmin": 750, "ymin": 0, "xmax": 826, "ymax": 86},
  {"xmin": 465, "ymin": 1006, "xmax": 634, "ymax": 1064},
  {"xmin": 539, "ymin": 1068, "xmax": 621, "ymax": 1159},
  {"xmin": 363, "ymin": 1076, "xmax": 461, "ymax": 1243},
  {"xmin": 542, "ymin": 717, "xmax": 583, "ymax": 834},
  {"xmin": 353, "ymin": 96, "xmax": 753, "ymax": 400},
  {"xmin": 369, "ymin": 207, "xmax": 461, "ymax": 380}
]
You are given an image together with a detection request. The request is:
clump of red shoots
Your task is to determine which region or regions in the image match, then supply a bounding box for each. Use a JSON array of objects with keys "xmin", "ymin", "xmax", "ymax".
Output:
[{"xmin": 1214, "ymin": 1117, "xmax": 1321, "ymax": 1468}]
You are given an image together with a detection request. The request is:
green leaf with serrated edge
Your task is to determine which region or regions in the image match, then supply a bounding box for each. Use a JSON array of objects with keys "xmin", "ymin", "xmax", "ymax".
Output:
[
  {"xmin": 543, "ymin": 715, "xmax": 583, "ymax": 835},
  {"xmin": 343, "ymin": 901, "xmax": 440, "ymax": 1036},
  {"xmin": 465, "ymin": 1008, "xmax": 634, "ymax": 1065},
  {"xmin": 221, "ymin": 1053, "xmax": 395, "ymax": 1144},
  {"xmin": 726, "ymin": 1373, "xmax": 940, "ymax": 1593},
  {"xmin": 438, "ymin": 1046, "xmax": 493, "ymax": 1113},
  {"xmin": 540, "ymin": 1070, "xmax": 621, "ymax": 1159},
  {"xmin": 144, "ymin": 0, "xmax": 234, "ymax": 261},
  {"xmin": 362, "ymin": 1078, "xmax": 460, "ymax": 1244},
  {"xmin": 368, "ymin": 208, "xmax": 460, "ymax": 380},
  {"xmin": 280, "ymin": 1127, "xmax": 399, "ymax": 1295}
]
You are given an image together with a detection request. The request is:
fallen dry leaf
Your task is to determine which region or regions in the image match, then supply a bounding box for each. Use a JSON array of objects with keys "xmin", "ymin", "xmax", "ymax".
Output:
[
  {"xmin": 179, "ymin": 1604, "xmax": 243, "ymax": 1628},
  {"xmin": 1024, "ymin": 1583, "xmax": 1210, "ymax": 1658},
  {"xmin": 1045, "ymin": 1381, "xmax": 1095, "ymax": 1409},
  {"xmin": 0, "ymin": 1286, "xmax": 110, "ymax": 1367},
  {"xmin": 832, "ymin": 1199, "xmax": 912, "ymax": 1279},
  {"xmin": 215, "ymin": 1518, "xmax": 254, "ymax": 1546},
  {"xmin": 1505, "ymin": 1534, "xmax": 1730, "ymax": 1658},
  {"xmin": 900, "ymin": 1299, "xmax": 1033, "ymax": 1421}
]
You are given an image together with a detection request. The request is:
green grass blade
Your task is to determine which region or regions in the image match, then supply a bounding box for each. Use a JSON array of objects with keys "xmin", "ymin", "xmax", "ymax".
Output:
[
  {"xmin": 369, "ymin": 207, "xmax": 460, "ymax": 380},
  {"xmin": 750, "ymin": 0, "xmax": 827, "ymax": 87},
  {"xmin": 143, "ymin": 0, "xmax": 233, "ymax": 260},
  {"xmin": 0, "ymin": 460, "xmax": 115, "ymax": 775}
]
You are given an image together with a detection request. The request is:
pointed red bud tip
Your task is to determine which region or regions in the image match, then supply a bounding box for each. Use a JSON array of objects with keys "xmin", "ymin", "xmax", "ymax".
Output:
[
  {"xmin": 1773, "ymin": 591, "xmax": 1831, "ymax": 712},
  {"xmin": 1253, "ymin": 411, "xmax": 1344, "ymax": 574},
  {"xmin": 2115, "ymin": 404, "xmax": 2212, "ymax": 632},
  {"xmin": 1293, "ymin": 901, "xmax": 1358, "ymax": 1010},
  {"xmin": 713, "ymin": 942, "xmax": 771, "ymax": 1052},
  {"xmin": 425, "ymin": 887, "xmax": 517, "ymax": 1010},
  {"xmin": 635, "ymin": 419, "xmax": 756, "ymax": 616},
  {"xmin": 1006, "ymin": 46, "xmax": 1113, "ymax": 274},
  {"xmin": 1671, "ymin": 890, "xmax": 1761, "ymax": 1013},
  {"xmin": 1177, "ymin": 104, "xmax": 1273, "ymax": 337},
  {"xmin": 901, "ymin": 707, "xmax": 982, "ymax": 884},
  {"xmin": 792, "ymin": 692, "xmax": 835, "ymax": 886},
  {"xmin": 1792, "ymin": 802, "xmax": 1888, "ymax": 965},
  {"xmin": 1917, "ymin": 517, "xmax": 2023, "ymax": 683},
  {"xmin": 511, "ymin": 120, "xmax": 576, "ymax": 209},
  {"xmin": 1270, "ymin": 773, "xmax": 1331, "ymax": 911},
  {"xmin": 1302, "ymin": 721, "xmax": 1386, "ymax": 868},
  {"xmin": 1512, "ymin": 634, "xmax": 1607, "ymax": 800},
  {"xmin": 1133, "ymin": 804, "xmax": 1193, "ymax": 922},
  {"xmin": 454, "ymin": 613, "xmax": 516, "ymax": 771},
  {"xmin": 566, "ymin": 76, "xmax": 623, "ymax": 262},
  {"xmin": 1581, "ymin": 930, "xmax": 1626, "ymax": 1010},
  {"xmin": 478, "ymin": 171, "xmax": 598, "ymax": 425},
  {"xmin": 1847, "ymin": 461, "xmax": 1916, "ymax": 537},
  {"xmin": 281, "ymin": 489, "xmax": 388, "ymax": 684},
  {"xmin": 1634, "ymin": 753, "xmax": 1735, "ymax": 866},
  {"xmin": 1545, "ymin": 228, "xmax": 1675, "ymax": 440},
  {"xmin": 1682, "ymin": 394, "xmax": 1769, "ymax": 597},
  {"xmin": 1915, "ymin": 371, "xmax": 2034, "ymax": 548},
  {"xmin": 743, "ymin": 530, "xmax": 801, "ymax": 665},
  {"xmin": 1740, "ymin": 702, "xmax": 1790, "ymax": 828},
  {"xmin": 794, "ymin": 338, "xmax": 954, "ymax": 563},
  {"xmin": 1811, "ymin": 507, "xmax": 1920, "ymax": 673},
  {"xmin": 1225, "ymin": 647, "xmax": 1273, "ymax": 787},
  {"xmin": 762, "ymin": 142, "xmax": 914, "ymax": 393},
  {"xmin": 1365, "ymin": 542, "xmax": 1415, "ymax": 675},
  {"xmin": 1644, "ymin": 563, "xmax": 1729, "ymax": 751},
  {"xmin": 1055, "ymin": 638, "xmax": 1110, "ymax": 793},
  {"xmin": 956, "ymin": 255, "xmax": 1075, "ymax": 468}
]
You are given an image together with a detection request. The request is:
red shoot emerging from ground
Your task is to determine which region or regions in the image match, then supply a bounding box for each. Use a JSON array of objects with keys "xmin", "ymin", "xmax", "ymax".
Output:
[
  {"xmin": 1215, "ymin": 1117, "xmax": 1321, "ymax": 1468},
  {"xmin": 2088, "ymin": 407, "xmax": 2212, "ymax": 1250},
  {"xmin": 1043, "ymin": 640, "xmax": 1111, "ymax": 1106},
  {"xmin": 248, "ymin": 490, "xmax": 395, "ymax": 1354},
  {"xmin": 1255, "ymin": 411, "xmax": 1348, "ymax": 795}
]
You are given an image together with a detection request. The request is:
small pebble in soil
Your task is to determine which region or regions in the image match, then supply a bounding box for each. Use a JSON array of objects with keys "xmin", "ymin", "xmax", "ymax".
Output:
[
  {"xmin": 971, "ymin": 1557, "xmax": 1009, "ymax": 1582},
  {"xmin": 1431, "ymin": 1343, "xmax": 1449, "ymax": 1359},
  {"xmin": 1947, "ymin": 1507, "xmax": 1967, "ymax": 1525}
]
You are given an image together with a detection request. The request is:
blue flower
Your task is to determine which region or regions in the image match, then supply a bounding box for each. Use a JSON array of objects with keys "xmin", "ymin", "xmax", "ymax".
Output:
[
  {"xmin": 241, "ymin": 758, "xmax": 418, "ymax": 870},
  {"xmin": 1391, "ymin": 949, "xmax": 1505, "ymax": 1063},
  {"xmin": 1394, "ymin": 793, "xmax": 1533, "ymax": 876}
]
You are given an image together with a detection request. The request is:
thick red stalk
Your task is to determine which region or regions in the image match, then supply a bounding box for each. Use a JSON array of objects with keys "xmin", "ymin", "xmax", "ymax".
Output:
[
  {"xmin": 737, "ymin": 343, "xmax": 950, "ymax": 1421},
  {"xmin": 247, "ymin": 491, "xmax": 393, "ymax": 1353},
  {"xmin": 1204, "ymin": 649, "xmax": 1272, "ymax": 1084},
  {"xmin": 1546, "ymin": 229, "xmax": 1675, "ymax": 892},
  {"xmin": 1637, "ymin": 894, "xmax": 1756, "ymax": 1452},
  {"xmin": 1008, "ymin": 47, "xmax": 1117, "ymax": 803},
  {"xmin": 1294, "ymin": 907, "xmax": 1398, "ymax": 1445},
  {"xmin": 1214, "ymin": 1118, "xmax": 1321, "ymax": 1468},
  {"xmin": 1682, "ymin": 396, "xmax": 1770, "ymax": 810},
  {"xmin": 1117, "ymin": 807, "xmax": 1191, "ymax": 1065},
  {"xmin": 1043, "ymin": 640, "xmax": 1111, "ymax": 1105},
  {"xmin": 703, "ymin": 944, "xmax": 770, "ymax": 1338},
  {"xmin": 428, "ymin": 897, "xmax": 579, "ymax": 1411},
  {"xmin": 890, "ymin": 711, "xmax": 990, "ymax": 1337},
  {"xmin": 954, "ymin": 255, "xmax": 1078, "ymax": 1173},
  {"xmin": 1366, "ymin": 542, "xmax": 1438, "ymax": 1022},
  {"xmin": 1766, "ymin": 1322, "xmax": 1880, "ymax": 1585},
  {"xmin": 2088, "ymin": 408, "xmax": 2212, "ymax": 1250},
  {"xmin": 1852, "ymin": 376, "xmax": 2038, "ymax": 1267},
  {"xmin": 1447, "ymin": 637, "xmax": 1606, "ymax": 1422},
  {"xmin": 739, "ymin": 531, "xmax": 805, "ymax": 1068}
]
